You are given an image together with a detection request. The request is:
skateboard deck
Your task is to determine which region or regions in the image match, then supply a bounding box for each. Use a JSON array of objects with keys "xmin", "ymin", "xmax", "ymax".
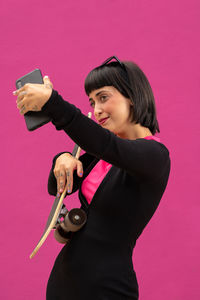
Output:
[{"xmin": 30, "ymin": 112, "xmax": 91, "ymax": 259}]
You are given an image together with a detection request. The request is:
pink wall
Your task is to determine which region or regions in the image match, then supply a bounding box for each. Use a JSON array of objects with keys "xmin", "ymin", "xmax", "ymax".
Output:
[{"xmin": 1, "ymin": 0, "xmax": 199, "ymax": 299}]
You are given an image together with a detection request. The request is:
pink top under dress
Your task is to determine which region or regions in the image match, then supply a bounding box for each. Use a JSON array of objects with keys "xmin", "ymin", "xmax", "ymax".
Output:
[{"xmin": 81, "ymin": 135, "xmax": 161, "ymax": 204}]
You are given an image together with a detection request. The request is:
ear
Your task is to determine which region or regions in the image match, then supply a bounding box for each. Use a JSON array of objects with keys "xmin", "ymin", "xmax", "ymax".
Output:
[
  {"xmin": 128, "ymin": 101, "xmax": 134, "ymax": 121},
  {"xmin": 129, "ymin": 100, "xmax": 134, "ymax": 107}
]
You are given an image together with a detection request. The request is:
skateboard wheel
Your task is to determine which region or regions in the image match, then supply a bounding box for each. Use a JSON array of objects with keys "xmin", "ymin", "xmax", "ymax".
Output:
[
  {"xmin": 54, "ymin": 226, "xmax": 73, "ymax": 244},
  {"xmin": 64, "ymin": 208, "xmax": 87, "ymax": 232}
]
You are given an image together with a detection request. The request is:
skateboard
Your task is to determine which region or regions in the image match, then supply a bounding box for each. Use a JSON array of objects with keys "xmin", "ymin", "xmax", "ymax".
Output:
[{"xmin": 30, "ymin": 112, "xmax": 91, "ymax": 259}]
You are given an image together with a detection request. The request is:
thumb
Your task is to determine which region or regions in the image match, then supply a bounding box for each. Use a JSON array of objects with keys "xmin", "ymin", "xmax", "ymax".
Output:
[{"xmin": 43, "ymin": 75, "xmax": 53, "ymax": 89}]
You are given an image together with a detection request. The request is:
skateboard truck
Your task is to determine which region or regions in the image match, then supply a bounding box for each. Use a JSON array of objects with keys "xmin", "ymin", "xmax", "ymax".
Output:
[
  {"xmin": 54, "ymin": 204, "xmax": 68, "ymax": 227},
  {"xmin": 54, "ymin": 207, "xmax": 87, "ymax": 244}
]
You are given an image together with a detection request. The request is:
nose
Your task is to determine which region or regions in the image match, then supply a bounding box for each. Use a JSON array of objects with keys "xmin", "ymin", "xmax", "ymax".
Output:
[{"xmin": 94, "ymin": 102, "xmax": 103, "ymax": 118}]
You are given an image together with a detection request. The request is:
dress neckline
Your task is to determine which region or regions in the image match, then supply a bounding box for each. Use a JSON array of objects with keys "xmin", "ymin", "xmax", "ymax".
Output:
[{"xmin": 143, "ymin": 135, "xmax": 161, "ymax": 142}]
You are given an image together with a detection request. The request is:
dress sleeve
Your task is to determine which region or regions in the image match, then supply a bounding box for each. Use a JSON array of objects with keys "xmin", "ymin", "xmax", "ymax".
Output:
[{"xmin": 42, "ymin": 90, "xmax": 170, "ymax": 183}]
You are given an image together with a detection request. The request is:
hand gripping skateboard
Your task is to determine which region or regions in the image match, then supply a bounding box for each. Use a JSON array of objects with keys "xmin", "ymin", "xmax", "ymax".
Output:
[{"xmin": 30, "ymin": 112, "xmax": 91, "ymax": 259}]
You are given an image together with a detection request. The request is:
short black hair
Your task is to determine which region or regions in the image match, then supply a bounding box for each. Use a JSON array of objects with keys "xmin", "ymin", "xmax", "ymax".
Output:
[{"xmin": 84, "ymin": 60, "xmax": 160, "ymax": 135}]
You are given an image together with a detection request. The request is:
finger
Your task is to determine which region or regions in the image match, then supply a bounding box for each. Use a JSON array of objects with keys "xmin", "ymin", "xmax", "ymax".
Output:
[
  {"xmin": 20, "ymin": 104, "xmax": 27, "ymax": 115},
  {"xmin": 17, "ymin": 99, "xmax": 29, "ymax": 115},
  {"xmin": 16, "ymin": 91, "xmax": 28, "ymax": 104},
  {"xmin": 77, "ymin": 161, "xmax": 83, "ymax": 177},
  {"xmin": 53, "ymin": 169, "xmax": 60, "ymax": 195},
  {"xmin": 13, "ymin": 83, "xmax": 29, "ymax": 96},
  {"xmin": 17, "ymin": 97, "xmax": 26, "ymax": 109},
  {"xmin": 66, "ymin": 168, "xmax": 73, "ymax": 194},
  {"xmin": 43, "ymin": 75, "xmax": 53, "ymax": 89},
  {"xmin": 58, "ymin": 165, "xmax": 66, "ymax": 194}
]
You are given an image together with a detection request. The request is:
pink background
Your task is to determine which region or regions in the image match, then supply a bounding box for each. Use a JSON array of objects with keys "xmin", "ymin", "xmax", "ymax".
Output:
[{"xmin": 1, "ymin": 0, "xmax": 199, "ymax": 299}]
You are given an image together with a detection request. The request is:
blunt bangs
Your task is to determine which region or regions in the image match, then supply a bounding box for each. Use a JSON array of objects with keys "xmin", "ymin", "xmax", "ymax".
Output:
[{"xmin": 84, "ymin": 62, "xmax": 130, "ymax": 98}]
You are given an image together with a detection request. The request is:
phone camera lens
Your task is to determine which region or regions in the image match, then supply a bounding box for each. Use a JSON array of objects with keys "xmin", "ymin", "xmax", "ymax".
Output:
[{"xmin": 17, "ymin": 81, "xmax": 22, "ymax": 88}]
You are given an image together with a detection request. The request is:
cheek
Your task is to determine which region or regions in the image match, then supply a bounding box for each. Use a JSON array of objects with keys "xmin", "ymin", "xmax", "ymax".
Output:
[
  {"xmin": 103, "ymin": 98, "xmax": 131, "ymax": 120},
  {"xmin": 103, "ymin": 102, "xmax": 113, "ymax": 115},
  {"xmin": 116, "ymin": 103, "xmax": 131, "ymax": 120}
]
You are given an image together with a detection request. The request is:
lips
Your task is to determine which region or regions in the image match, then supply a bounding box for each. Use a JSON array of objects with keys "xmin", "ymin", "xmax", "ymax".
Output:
[{"xmin": 98, "ymin": 117, "xmax": 109, "ymax": 125}]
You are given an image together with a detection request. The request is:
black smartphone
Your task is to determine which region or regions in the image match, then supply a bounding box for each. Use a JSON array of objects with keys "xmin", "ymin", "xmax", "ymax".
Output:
[{"xmin": 16, "ymin": 69, "xmax": 51, "ymax": 131}]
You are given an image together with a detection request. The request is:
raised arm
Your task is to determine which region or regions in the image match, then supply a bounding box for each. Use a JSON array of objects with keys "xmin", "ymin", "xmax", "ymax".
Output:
[{"xmin": 42, "ymin": 90, "xmax": 170, "ymax": 183}]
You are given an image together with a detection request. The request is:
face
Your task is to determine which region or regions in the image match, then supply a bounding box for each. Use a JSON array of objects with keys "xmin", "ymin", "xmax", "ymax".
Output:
[{"xmin": 89, "ymin": 86, "xmax": 133, "ymax": 136}]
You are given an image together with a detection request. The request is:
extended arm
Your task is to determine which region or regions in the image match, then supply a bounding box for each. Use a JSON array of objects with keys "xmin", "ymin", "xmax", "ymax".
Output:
[{"xmin": 42, "ymin": 90, "xmax": 170, "ymax": 183}]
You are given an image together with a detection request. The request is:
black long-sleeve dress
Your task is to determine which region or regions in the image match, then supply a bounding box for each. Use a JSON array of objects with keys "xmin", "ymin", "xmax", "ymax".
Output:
[{"xmin": 42, "ymin": 90, "xmax": 171, "ymax": 300}]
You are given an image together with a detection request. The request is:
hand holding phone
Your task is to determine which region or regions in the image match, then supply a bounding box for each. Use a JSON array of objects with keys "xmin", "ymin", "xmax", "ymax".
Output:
[{"xmin": 15, "ymin": 69, "xmax": 52, "ymax": 131}]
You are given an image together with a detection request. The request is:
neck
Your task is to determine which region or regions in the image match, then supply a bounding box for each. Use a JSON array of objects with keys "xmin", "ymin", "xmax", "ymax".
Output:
[{"xmin": 117, "ymin": 123, "xmax": 153, "ymax": 140}]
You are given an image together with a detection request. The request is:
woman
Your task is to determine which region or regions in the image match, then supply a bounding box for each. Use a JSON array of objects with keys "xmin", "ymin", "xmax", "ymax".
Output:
[{"xmin": 14, "ymin": 56, "xmax": 171, "ymax": 299}]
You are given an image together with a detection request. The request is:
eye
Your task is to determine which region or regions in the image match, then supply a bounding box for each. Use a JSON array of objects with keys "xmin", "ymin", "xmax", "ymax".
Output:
[
  {"xmin": 89, "ymin": 101, "xmax": 95, "ymax": 108},
  {"xmin": 100, "ymin": 95, "xmax": 108, "ymax": 102}
]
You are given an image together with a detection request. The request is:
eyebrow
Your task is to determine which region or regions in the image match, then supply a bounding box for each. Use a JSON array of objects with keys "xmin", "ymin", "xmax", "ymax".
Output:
[{"xmin": 89, "ymin": 90, "xmax": 110, "ymax": 101}]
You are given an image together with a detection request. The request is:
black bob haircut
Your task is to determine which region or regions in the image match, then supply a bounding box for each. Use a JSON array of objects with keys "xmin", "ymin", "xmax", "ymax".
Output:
[{"xmin": 84, "ymin": 60, "xmax": 160, "ymax": 135}]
